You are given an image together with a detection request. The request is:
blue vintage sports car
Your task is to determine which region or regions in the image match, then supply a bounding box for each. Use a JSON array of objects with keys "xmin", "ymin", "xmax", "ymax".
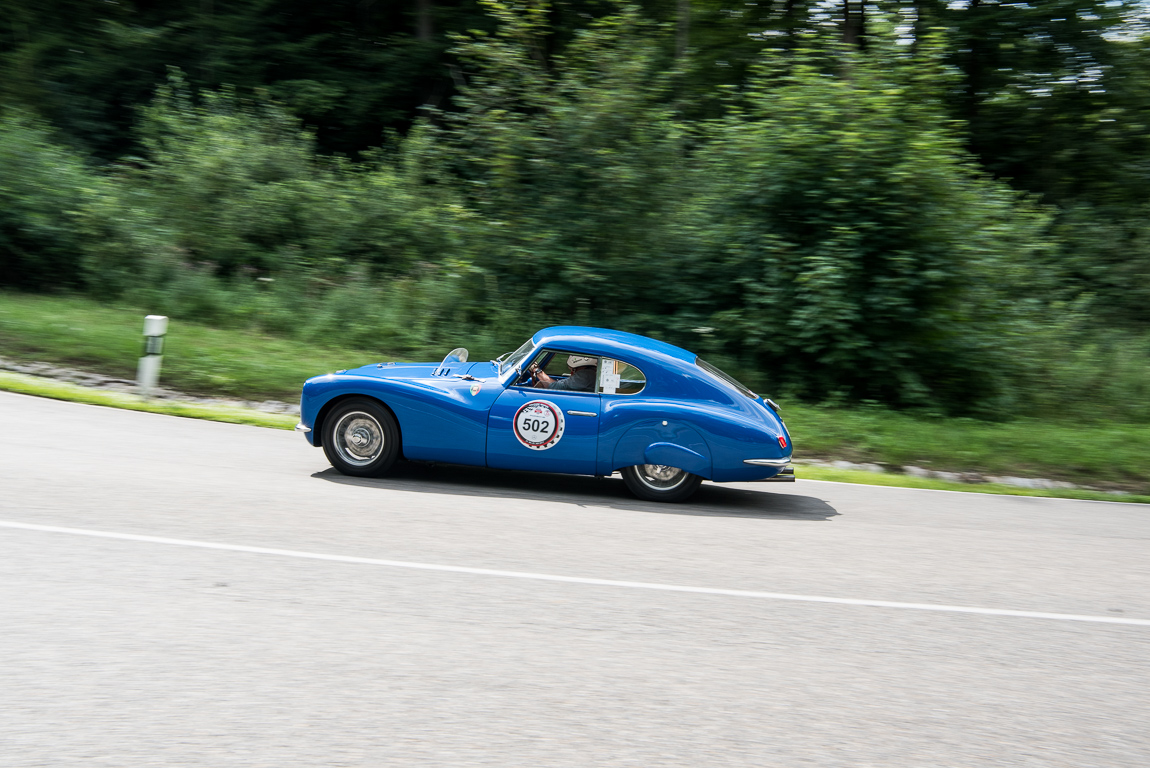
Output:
[{"xmin": 296, "ymin": 326, "xmax": 793, "ymax": 502}]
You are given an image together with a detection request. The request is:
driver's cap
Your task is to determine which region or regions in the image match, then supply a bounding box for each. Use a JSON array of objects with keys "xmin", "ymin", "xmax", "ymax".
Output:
[{"xmin": 567, "ymin": 355, "xmax": 597, "ymax": 369}]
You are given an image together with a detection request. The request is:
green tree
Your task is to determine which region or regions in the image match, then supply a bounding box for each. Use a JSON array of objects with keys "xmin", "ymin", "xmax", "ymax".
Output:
[
  {"xmin": 0, "ymin": 111, "xmax": 105, "ymax": 289},
  {"xmin": 131, "ymin": 72, "xmax": 469, "ymax": 282},
  {"xmin": 427, "ymin": 0, "xmax": 689, "ymax": 318},
  {"xmin": 0, "ymin": 0, "xmax": 496, "ymax": 158},
  {"xmin": 676, "ymin": 31, "xmax": 1053, "ymax": 413}
]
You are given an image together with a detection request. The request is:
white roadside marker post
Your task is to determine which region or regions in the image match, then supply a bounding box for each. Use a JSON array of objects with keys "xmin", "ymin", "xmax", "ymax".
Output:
[{"xmin": 137, "ymin": 315, "xmax": 168, "ymax": 398}]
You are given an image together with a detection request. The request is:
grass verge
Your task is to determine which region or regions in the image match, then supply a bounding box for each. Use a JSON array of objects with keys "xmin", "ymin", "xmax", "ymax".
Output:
[
  {"xmin": 0, "ymin": 371, "xmax": 296, "ymax": 430},
  {"xmin": 2, "ymin": 290, "xmax": 1149, "ymax": 496},
  {"xmin": 784, "ymin": 405, "xmax": 1150, "ymax": 492},
  {"xmin": 795, "ymin": 464, "xmax": 1150, "ymax": 504},
  {"xmin": 0, "ymin": 292, "xmax": 380, "ymax": 401}
]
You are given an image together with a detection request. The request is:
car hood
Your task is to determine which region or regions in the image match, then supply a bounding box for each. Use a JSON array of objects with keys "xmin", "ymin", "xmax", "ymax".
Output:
[{"xmin": 344, "ymin": 361, "xmax": 498, "ymax": 380}]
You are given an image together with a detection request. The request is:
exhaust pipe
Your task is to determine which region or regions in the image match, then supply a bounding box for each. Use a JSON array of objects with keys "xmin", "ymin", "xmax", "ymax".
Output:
[{"xmin": 760, "ymin": 466, "xmax": 795, "ymax": 483}]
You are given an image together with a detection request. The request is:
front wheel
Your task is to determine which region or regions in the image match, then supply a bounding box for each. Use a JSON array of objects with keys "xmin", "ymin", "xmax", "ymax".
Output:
[
  {"xmin": 620, "ymin": 464, "xmax": 703, "ymax": 503},
  {"xmin": 322, "ymin": 398, "xmax": 401, "ymax": 477}
]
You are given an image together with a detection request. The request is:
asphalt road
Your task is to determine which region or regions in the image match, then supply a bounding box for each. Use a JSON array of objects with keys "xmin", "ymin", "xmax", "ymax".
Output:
[{"xmin": 1, "ymin": 390, "xmax": 1148, "ymax": 767}]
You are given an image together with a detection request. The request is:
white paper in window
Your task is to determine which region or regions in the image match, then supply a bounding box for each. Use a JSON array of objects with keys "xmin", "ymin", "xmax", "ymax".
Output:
[{"xmin": 600, "ymin": 359, "xmax": 621, "ymax": 394}]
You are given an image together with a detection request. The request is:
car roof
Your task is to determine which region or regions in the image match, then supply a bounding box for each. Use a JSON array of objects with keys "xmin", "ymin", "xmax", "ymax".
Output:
[
  {"xmin": 531, "ymin": 326, "xmax": 696, "ymax": 365},
  {"xmin": 528, "ymin": 326, "xmax": 748, "ymax": 404}
]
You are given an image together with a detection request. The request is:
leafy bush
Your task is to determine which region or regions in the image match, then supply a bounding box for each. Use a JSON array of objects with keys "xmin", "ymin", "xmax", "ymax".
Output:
[
  {"xmin": 0, "ymin": 111, "xmax": 100, "ymax": 290},
  {"xmin": 423, "ymin": 1, "xmax": 689, "ymax": 317},
  {"xmin": 132, "ymin": 71, "xmax": 471, "ymax": 280},
  {"xmin": 1052, "ymin": 204, "xmax": 1150, "ymax": 328},
  {"xmin": 673, "ymin": 37, "xmax": 1055, "ymax": 416}
]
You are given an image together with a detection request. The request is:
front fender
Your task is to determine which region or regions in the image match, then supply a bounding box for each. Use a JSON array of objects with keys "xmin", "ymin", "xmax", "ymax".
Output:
[{"xmin": 300, "ymin": 372, "xmax": 500, "ymax": 467}]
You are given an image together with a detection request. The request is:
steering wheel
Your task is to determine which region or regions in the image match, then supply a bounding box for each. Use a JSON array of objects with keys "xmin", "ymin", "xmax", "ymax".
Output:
[{"xmin": 517, "ymin": 352, "xmax": 553, "ymax": 387}]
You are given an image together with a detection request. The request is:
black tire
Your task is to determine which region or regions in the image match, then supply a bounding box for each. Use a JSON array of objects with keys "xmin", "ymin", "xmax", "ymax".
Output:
[
  {"xmin": 322, "ymin": 398, "xmax": 401, "ymax": 477},
  {"xmin": 620, "ymin": 464, "xmax": 703, "ymax": 502}
]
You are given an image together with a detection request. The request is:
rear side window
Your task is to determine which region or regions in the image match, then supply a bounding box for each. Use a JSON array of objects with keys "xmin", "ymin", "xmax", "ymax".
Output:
[
  {"xmin": 696, "ymin": 357, "xmax": 757, "ymax": 399},
  {"xmin": 599, "ymin": 359, "xmax": 646, "ymax": 395}
]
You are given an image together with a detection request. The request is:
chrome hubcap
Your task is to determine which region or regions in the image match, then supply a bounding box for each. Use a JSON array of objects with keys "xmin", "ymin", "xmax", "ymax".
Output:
[
  {"xmin": 333, "ymin": 411, "xmax": 384, "ymax": 467},
  {"xmin": 635, "ymin": 464, "xmax": 687, "ymax": 490}
]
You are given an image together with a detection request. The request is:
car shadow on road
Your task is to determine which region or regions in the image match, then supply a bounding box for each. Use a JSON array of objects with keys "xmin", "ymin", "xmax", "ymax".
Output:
[{"xmin": 311, "ymin": 462, "xmax": 839, "ymax": 521}]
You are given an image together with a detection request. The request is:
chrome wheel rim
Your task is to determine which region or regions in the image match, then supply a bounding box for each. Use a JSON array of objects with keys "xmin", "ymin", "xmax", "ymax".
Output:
[
  {"xmin": 635, "ymin": 464, "xmax": 688, "ymax": 491},
  {"xmin": 332, "ymin": 411, "xmax": 384, "ymax": 467}
]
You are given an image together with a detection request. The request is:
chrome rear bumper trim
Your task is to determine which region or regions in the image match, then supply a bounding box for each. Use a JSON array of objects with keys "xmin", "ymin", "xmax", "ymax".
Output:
[
  {"xmin": 294, "ymin": 423, "xmax": 312, "ymax": 433},
  {"xmin": 743, "ymin": 458, "xmax": 791, "ymax": 467}
]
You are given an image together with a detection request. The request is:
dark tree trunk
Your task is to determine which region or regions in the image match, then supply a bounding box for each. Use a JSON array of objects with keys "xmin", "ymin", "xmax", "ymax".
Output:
[
  {"xmin": 200, "ymin": 0, "xmax": 215, "ymax": 82},
  {"xmin": 416, "ymin": 0, "xmax": 433, "ymax": 42},
  {"xmin": 842, "ymin": 0, "xmax": 865, "ymax": 49},
  {"xmin": 965, "ymin": 0, "xmax": 983, "ymax": 125},
  {"xmin": 783, "ymin": 0, "xmax": 801, "ymax": 49},
  {"xmin": 676, "ymin": 0, "xmax": 690, "ymax": 59}
]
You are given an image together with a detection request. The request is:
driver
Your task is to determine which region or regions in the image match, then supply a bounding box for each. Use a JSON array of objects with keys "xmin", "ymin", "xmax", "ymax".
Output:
[{"xmin": 533, "ymin": 355, "xmax": 597, "ymax": 392}]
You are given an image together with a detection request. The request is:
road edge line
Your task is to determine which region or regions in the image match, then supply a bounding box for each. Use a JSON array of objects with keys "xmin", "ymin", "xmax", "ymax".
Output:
[{"xmin": 2, "ymin": 519, "xmax": 1147, "ymax": 627}]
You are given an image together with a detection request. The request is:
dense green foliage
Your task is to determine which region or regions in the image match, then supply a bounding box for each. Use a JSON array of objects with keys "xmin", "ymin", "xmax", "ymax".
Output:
[
  {"xmin": 685, "ymin": 41, "xmax": 1048, "ymax": 412},
  {"xmin": 1, "ymin": 0, "xmax": 1148, "ymax": 420}
]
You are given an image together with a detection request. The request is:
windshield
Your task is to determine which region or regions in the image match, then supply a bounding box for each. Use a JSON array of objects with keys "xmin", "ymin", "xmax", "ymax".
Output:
[
  {"xmin": 500, "ymin": 337, "xmax": 536, "ymax": 375},
  {"xmin": 696, "ymin": 357, "xmax": 757, "ymax": 399}
]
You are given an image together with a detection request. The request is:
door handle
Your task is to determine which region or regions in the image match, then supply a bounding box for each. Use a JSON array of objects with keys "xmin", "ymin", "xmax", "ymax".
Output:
[{"xmin": 566, "ymin": 410, "xmax": 597, "ymax": 417}]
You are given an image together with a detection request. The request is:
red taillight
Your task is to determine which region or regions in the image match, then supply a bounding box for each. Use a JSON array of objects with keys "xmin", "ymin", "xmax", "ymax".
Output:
[{"xmin": 778, "ymin": 435, "xmax": 788, "ymax": 449}]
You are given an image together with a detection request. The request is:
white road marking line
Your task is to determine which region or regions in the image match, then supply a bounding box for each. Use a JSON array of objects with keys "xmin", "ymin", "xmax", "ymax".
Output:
[{"xmin": 2, "ymin": 518, "xmax": 1146, "ymax": 627}]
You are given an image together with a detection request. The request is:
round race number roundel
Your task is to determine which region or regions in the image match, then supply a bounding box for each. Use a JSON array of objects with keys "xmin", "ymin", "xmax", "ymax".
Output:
[{"xmin": 513, "ymin": 400, "xmax": 565, "ymax": 451}]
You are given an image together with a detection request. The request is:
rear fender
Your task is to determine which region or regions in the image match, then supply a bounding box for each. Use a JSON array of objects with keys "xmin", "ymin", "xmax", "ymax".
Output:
[
  {"xmin": 643, "ymin": 442, "xmax": 710, "ymax": 476},
  {"xmin": 611, "ymin": 421, "xmax": 712, "ymax": 479}
]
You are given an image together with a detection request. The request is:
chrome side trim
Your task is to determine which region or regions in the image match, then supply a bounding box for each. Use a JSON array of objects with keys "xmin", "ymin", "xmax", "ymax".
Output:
[
  {"xmin": 567, "ymin": 410, "xmax": 598, "ymax": 417},
  {"xmin": 294, "ymin": 423, "xmax": 312, "ymax": 433},
  {"xmin": 743, "ymin": 458, "xmax": 791, "ymax": 466}
]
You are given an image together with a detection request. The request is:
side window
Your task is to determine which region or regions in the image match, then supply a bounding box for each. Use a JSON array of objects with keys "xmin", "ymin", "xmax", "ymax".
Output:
[
  {"xmin": 517, "ymin": 349, "xmax": 600, "ymax": 393},
  {"xmin": 511, "ymin": 350, "xmax": 551, "ymax": 388},
  {"xmin": 530, "ymin": 350, "xmax": 566, "ymax": 379},
  {"xmin": 599, "ymin": 359, "xmax": 646, "ymax": 395}
]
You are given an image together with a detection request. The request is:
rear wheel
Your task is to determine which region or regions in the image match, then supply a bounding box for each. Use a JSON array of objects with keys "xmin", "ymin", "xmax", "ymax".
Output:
[
  {"xmin": 322, "ymin": 398, "xmax": 400, "ymax": 477},
  {"xmin": 620, "ymin": 464, "xmax": 703, "ymax": 502}
]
